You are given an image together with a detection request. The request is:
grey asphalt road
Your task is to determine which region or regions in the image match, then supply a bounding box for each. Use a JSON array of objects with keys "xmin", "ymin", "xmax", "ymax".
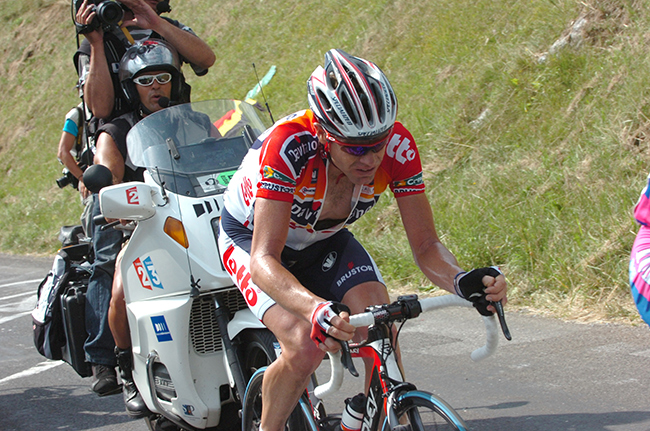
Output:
[{"xmin": 1, "ymin": 252, "xmax": 649, "ymax": 430}]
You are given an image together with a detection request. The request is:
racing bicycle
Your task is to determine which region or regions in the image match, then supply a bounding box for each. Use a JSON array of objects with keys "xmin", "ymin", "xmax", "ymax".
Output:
[{"xmin": 241, "ymin": 294, "xmax": 511, "ymax": 431}]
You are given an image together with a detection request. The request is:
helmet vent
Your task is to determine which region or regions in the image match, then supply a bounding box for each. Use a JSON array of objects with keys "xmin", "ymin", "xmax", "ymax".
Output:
[
  {"xmin": 340, "ymin": 90, "xmax": 359, "ymax": 127},
  {"xmin": 327, "ymin": 71, "xmax": 339, "ymax": 89},
  {"xmin": 369, "ymin": 82, "xmax": 383, "ymax": 122},
  {"xmin": 343, "ymin": 64, "xmax": 373, "ymax": 126}
]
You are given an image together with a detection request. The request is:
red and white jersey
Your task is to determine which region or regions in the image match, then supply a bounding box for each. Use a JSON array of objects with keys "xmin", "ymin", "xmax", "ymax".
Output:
[{"xmin": 223, "ymin": 109, "xmax": 425, "ymax": 250}]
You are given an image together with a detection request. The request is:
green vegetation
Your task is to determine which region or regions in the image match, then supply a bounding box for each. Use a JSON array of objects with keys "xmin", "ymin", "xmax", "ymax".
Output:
[{"xmin": 1, "ymin": 0, "xmax": 648, "ymax": 323}]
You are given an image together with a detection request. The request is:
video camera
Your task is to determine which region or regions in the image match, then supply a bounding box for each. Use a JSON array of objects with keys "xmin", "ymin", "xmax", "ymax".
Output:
[
  {"xmin": 72, "ymin": 0, "xmax": 172, "ymax": 34},
  {"xmin": 72, "ymin": 0, "xmax": 127, "ymax": 33}
]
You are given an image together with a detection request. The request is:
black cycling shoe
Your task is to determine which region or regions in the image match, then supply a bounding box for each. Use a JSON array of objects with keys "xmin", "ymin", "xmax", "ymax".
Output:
[{"xmin": 90, "ymin": 364, "xmax": 121, "ymax": 396}]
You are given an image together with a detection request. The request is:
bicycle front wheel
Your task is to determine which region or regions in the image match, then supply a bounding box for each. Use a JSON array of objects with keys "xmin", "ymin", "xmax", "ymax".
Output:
[
  {"xmin": 241, "ymin": 367, "xmax": 318, "ymax": 431},
  {"xmin": 387, "ymin": 390, "xmax": 468, "ymax": 431}
]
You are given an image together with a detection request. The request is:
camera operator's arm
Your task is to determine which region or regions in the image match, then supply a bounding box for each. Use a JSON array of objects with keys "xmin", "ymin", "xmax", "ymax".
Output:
[
  {"xmin": 76, "ymin": 0, "xmax": 115, "ymax": 119},
  {"xmin": 57, "ymin": 130, "xmax": 89, "ymax": 199},
  {"xmin": 120, "ymin": 0, "xmax": 215, "ymax": 71}
]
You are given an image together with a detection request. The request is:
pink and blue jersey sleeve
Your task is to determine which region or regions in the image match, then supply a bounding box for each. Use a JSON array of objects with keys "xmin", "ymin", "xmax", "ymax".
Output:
[
  {"xmin": 630, "ymin": 172, "xmax": 650, "ymax": 326},
  {"xmin": 634, "ymin": 173, "xmax": 650, "ymax": 226}
]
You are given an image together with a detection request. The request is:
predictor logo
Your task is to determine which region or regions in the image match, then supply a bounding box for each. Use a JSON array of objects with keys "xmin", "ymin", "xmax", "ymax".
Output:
[{"xmin": 133, "ymin": 256, "xmax": 164, "ymax": 290}]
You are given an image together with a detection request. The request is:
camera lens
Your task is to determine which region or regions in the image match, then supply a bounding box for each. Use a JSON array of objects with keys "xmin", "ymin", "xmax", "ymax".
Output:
[
  {"xmin": 57, "ymin": 175, "xmax": 71, "ymax": 189},
  {"xmin": 96, "ymin": 1, "xmax": 123, "ymax": 26}
]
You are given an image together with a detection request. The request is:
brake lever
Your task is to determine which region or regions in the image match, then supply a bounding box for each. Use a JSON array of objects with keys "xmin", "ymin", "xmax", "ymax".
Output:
[
  {"xmin": 100, "ymin": 220, "xmax": 121, "ymax": 231},
  {"xmin": 492, "ymin": 301, "xmax": 512, "ymax": 341},
  {"xmin": 338, "ymin": 340, "xmax": 359, "ymax": 377}
]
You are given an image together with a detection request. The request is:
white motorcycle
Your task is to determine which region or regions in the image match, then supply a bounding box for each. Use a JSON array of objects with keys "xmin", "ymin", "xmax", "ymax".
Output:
[{"xmin": 90, "ymin": 99, "xmax": 277, "ymax": 431}]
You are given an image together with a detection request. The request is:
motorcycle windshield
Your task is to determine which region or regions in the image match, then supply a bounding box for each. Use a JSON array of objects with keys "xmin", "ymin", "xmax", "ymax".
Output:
[{"xmin": 127, "ymin": 99, "xmax": 271, "ymax": 197}]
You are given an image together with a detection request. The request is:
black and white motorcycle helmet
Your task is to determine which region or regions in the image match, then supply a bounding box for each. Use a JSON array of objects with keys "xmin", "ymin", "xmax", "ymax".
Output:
[
  {"xmin": 307, "ymin": 49, "xmax": 397, "ymax": 142},
  {"xmin": 119, "ymin": 39, "xmax": 181, "ymax": 105}
]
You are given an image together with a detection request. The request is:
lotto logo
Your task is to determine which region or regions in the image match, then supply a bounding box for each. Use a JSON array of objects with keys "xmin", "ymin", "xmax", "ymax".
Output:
[
  {"xmin": 151, "ymin": 315, "xmax": 172, "ymax": 342},
  {"xmin": 241, "ymin": 176, "xmax": 253, "ymax": 206},
  {"xmin": 133, "ymin": 256, "xmax": 164, "ymax": 290},
  {"xmin": 222, "ymin": 245, "xmax": 258, "ymax": 307},
  {"xmin": 126, "ymin": 186, "xmax": 139, "ymax": 204},
  {"xmin": 386, "ymin": 134, "xmax": 416, "ymax": 164}
]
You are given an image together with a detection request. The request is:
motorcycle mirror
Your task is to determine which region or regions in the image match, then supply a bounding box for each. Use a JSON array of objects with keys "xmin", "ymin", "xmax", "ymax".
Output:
[{"xmin": 83, "ymin": 164, "xmax": 113, "ymax": 194}]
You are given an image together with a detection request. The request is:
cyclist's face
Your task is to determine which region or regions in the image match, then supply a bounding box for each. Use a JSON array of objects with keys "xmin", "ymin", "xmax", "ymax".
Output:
[
  {"xmin": 318, "ymin": 128, "xmax": 386, "ymax": 185},
  {"xmin": 134, "ymin": 70, "xmax": 172, "ymax": 114}
]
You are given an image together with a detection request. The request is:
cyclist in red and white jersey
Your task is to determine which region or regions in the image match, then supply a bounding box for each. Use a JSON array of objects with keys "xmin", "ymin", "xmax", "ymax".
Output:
[{"xmin": 218, "ymin": 49, "xmax": 508, "ymax": 431}]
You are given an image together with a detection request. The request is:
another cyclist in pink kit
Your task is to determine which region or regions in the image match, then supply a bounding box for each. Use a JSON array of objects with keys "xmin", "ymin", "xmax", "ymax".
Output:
[
  {"xmin": 218, "ymin": 49, "xmax": 508, "ymax": 431},
  {"xmin": 630, "ymin": 172, "xmax": 650, "ymax": 326}
]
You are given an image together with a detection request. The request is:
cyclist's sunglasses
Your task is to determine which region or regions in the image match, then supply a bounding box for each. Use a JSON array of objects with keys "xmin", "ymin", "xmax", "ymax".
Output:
[
  {"xmin": 133, "ymin": 72, "xmax": 173, "ymax": 87},
  {"xmin": 325, "ymin": 130, "xmax": 392, "ymax": 156}
]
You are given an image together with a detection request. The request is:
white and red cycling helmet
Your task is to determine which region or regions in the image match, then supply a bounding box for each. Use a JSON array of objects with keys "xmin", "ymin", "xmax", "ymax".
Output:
[{"xmin": 307, "ymin": 49, "xmax": 397, "ymax": 143}]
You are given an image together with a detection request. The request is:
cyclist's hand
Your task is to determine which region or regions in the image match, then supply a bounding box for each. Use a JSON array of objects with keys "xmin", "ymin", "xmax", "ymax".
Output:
[
  {"xmin": 310, "ymin": 301, "xmax": 354, "ymax": 351},
  {"xmin": 454, "ymin": 267, "xmax": 507, "ymax": 316}
]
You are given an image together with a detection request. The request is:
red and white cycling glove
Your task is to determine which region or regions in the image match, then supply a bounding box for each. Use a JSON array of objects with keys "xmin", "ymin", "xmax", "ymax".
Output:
[{"xmin": 309, "ymin": 301, "xmax": 350, "ymax": 347}]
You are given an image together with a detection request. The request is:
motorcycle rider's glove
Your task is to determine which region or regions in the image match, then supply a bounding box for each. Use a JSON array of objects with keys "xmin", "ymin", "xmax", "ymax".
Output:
[
  {"xmin": 454, "ymin": 266, "xmax": 503, "ymax": 316},
  {"xmin": 310, "ymin": 301, "xmax": 350, "ymax": 347}
]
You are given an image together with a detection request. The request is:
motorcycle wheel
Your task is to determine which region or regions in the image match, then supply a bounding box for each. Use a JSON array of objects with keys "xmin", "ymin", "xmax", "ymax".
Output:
[{"xmin": 238, "ymin": 329, "xmax": 279, "ymax": 380}]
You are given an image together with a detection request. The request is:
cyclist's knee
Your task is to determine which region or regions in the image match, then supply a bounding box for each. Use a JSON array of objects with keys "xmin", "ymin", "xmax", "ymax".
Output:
[
  {"xmin": 279, "ymin": 344, "xmax": 323, "ymax": 376},
  {"xmin": 342, "ymin": 281, "xmax": 389, "ymax": 314}
]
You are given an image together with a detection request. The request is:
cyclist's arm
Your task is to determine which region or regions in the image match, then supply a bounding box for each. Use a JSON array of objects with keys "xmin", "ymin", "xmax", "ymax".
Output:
[
  {"xmin": 396, "ymin": 193, "xmax": 507, "ymax": 305},
  {"xmin": 249, "ymin": 197, "xmax": 354, "ymax": 341}
]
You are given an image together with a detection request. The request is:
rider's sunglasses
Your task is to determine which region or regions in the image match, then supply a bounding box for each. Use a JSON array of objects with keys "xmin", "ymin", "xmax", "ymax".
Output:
[
  {"xmin": 133, "ymin": 72, "xmax": 173, "ymax": 87},
  {"xmin": 325, "ymin": 130, "xmax": 392, "ymax": 157}
]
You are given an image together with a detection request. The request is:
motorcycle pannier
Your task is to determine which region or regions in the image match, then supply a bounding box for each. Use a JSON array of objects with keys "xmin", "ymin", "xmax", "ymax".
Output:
[
  {"xmin": 60, "ymin": 265, "xmax": 92, "ymax": 377},
  {"xmin": 32, "ymin": 252, "xmax": 70, "ymax": 360},
  {"xmin": 32, "ymin": 248, "xmax": 93, "ymax": 377}
]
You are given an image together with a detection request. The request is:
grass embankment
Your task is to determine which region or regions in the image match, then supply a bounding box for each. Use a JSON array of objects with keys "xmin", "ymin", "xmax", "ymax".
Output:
[{"xmin": 1, "ymin": 0, "xmax": 648, "ymax": 324}]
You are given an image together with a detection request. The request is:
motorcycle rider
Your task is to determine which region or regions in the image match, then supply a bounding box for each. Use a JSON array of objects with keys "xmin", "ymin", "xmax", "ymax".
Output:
[
  {"xmin": 90, "ymin": 39, "xmax": 182, "ymax": 417},
  {"xmin": 218, "ymin": 49, "xmax": 508, "ymax": 431},
  {"xmin": 74, "ymin": 0, "xmax": 215, "ymax": 400}
]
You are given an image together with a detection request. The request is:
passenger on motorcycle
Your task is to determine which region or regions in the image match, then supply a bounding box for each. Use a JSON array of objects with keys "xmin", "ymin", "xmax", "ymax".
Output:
[
  {"xmin": 218, "ymin": 48, "xmax": 509, "ymax": 431},
  {"xmin": 90, "ymin": 39, "xmax": 182, "ymax": 418},
  {"xmin": 57, "ymin": 100, "xmax": 94, "ymax": 235}
]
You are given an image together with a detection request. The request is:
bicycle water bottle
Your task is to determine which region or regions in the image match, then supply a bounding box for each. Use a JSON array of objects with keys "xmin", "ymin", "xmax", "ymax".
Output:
[{"xmin": 339, "ymin": 393, "xmax": 366, "ymax": 431}]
